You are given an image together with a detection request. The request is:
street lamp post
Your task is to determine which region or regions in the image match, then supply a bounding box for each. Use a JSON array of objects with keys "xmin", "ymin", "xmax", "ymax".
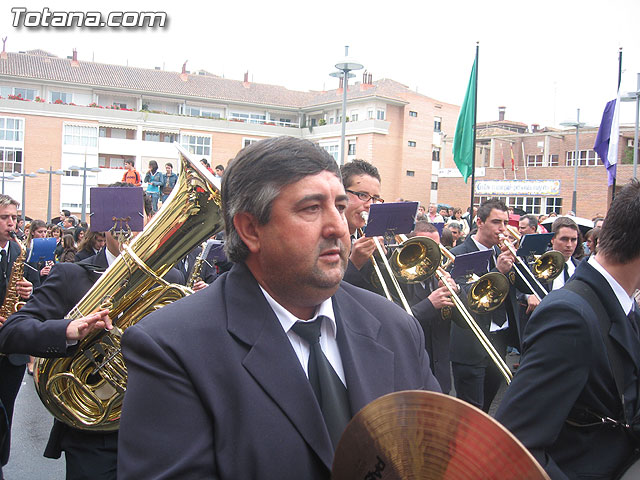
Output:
[
  {"xmin": 36, "ymin": 166, "xmax": 65, "ymax": 223},
  {"xmin": 621, "ymin": 73, "xmax": 640, "ymax": 179},
  {"xmin": 12, "ymin": 171, "xmax": 37, "ymax": 221},
  {"xmin": 335, "ymin": 46, "xmax": 363, "ymax": 165},
  {"xmin": 69, "ymin": 157, "xmax": 101, "ymax": 223},
  {"xmin": 560, "ymin": 108, "xmax": 585, "ymax": 215}
]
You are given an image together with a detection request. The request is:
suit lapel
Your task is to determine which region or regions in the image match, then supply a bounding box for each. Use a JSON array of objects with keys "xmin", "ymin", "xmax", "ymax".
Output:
[
  {"xmin": 225, "ymin": 264, "xmax": 334, "ymax": 470},
  {"xmin": 333, "ymin": 288, "xmax": 395, "ymax": 415}
]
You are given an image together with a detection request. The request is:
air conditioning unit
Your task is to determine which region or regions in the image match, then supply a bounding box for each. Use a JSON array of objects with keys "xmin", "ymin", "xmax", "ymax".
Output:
[{"xmin": 628, "ymin": 139, "xmax": 635, "ymax": 148}]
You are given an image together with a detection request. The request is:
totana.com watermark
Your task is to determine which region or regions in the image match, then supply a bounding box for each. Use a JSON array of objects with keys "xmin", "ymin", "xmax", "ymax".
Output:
[{"xmin": 11, "ymin": 7, "xmax": 168, "ymax": 28}]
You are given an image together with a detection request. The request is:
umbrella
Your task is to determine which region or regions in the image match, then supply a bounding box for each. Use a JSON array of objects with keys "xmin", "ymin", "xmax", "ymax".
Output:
[{"xmin": 541, "ymin": 215, "xmax": 594, "ymax": 236}]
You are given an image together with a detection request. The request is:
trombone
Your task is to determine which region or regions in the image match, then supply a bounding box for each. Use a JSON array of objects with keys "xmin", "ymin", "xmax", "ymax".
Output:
[
  {"xmin": 390, "ymin": 235, "xmax": 513, "ymax": 383},
  {"xmin": 499, "ymin": 226, "xmax": 565, "ymax": 301},
  {"xmin": 357, "ymin": 212, "xmax": 413, "ymax": 315}
]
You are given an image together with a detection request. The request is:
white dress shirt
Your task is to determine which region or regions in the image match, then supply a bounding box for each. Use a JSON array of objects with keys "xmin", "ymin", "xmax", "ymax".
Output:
[{"xmin": 259, "ymin": 286, "xmax": 346, "ymax": 385}]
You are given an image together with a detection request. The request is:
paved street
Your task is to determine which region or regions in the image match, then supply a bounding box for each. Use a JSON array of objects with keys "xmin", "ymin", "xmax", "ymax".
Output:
[{"xmin": 4, "ymin": 374, "xmax": 65, "ymax": 480}]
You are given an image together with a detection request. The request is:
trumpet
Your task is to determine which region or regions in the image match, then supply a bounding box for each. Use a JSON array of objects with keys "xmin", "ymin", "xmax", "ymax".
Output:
[{"xmin": 390, "ymin": 235, "xmax": 513, "ymax": 383}]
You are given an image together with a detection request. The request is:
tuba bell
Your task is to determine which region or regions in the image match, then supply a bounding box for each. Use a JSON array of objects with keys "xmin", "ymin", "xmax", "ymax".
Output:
[{"xmin": 33, "ymin": 144, "xmax": 223, "ymax": 432}]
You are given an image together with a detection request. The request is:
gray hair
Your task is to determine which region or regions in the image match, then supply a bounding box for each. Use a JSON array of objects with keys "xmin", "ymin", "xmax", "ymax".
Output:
[{"xmin": 222, "ymin": 136, "xmax": 340, "ymax": 263}]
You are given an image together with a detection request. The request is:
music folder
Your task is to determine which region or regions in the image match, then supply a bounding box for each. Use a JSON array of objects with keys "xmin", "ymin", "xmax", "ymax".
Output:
[
  {"xmin": 516, "ymin": 233, "xmax": 554, "ymax": 257},
  {"xmin": 90, "ymin": 186, "xmax": 145, "ymax": 232},
  {"xmin": 27, "ymin": 237, "xmax": 57, "ymax": 263},
  {"xmin": 450, "ymin": 250, "xmax": 493, "ymax": 280},
  {"xmin": 364, "ymin": 202, "xmax": 419, "ymax": 237}
]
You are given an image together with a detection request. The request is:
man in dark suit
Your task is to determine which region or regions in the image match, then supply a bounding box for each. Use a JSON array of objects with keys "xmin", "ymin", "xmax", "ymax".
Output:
[
  {"xmin": 449, "ymin": 198, "xmax": 527, "ymax": 412},
  {"xmin": 548, "ymin": 216, "xmax": 580, "ymax": 291},
  {"xmin": 401, "ymin": 221, "xmax": 455, "ymax": 393},
  {"xmin": 496, "ymin": 180, "xmax": 640, "ymax": 479},
  {"xmin": 117, "ymin": 137, "xmax": 440, "ymax": 479},
  {"xmin": 0, "ymin": 194, "xmax": 38, "ymax": 472}
]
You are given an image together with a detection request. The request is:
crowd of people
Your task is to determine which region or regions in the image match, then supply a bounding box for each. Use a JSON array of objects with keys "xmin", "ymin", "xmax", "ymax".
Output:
[{"xmin": 0, "ymin": 136, "xmax": 638, "ymax": 479}]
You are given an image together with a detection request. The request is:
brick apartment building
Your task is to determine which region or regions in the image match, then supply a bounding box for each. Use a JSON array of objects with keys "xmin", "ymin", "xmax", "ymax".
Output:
[
  {"xmin": 437, "ymin": 107, "xmax": 638, "ymax": 219},
  {"xmin": 0, "ymin": 46, "xmax": 458, "ymax": 222}
]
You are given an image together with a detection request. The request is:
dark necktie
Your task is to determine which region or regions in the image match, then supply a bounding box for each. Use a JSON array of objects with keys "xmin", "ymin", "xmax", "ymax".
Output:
[
  {"xmin": 563, "ymin": 263, "xmax": 570, "ymax": 283},
  {"xmin": 0, "ymin": 249, "xmax": 7, "ymax": 279},
  {"xmin": 291, "ymin": 316, "xmax": 351, "ymax": 449}
]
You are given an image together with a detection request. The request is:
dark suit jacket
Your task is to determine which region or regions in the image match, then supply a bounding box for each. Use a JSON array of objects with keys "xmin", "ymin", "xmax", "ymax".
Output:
[
  {"xmin": 449, "ymin": 235, "xmax": 528, "ymax": 365},
  {"xmin": 496, "ymin": 260, "xmax": 640, "ymax": 479},
  {"xmin": 118, "ymin": 262, "xmax": 440, "ymax": 479},
  {"xmin": 178, "ymin": 247, "xmax": 218, "ymax": 285},
  {"xmin": 402, "ymin": 279, "xmax": 451, "ymax": 393}
]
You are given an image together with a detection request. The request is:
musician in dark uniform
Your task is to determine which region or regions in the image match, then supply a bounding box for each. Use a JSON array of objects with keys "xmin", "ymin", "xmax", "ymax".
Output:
[
  {"xmin": 497, "ymin": 180, "xmax": 640, "ymax": 479},
  {"xmin": 400, "ymin": 221, "xmax": 455, "ymax": 393},
  {"xmin": 0, "ymin": 195, "xmax": 38, "ymax": 473},
  {"xmin": 449, "ymin": 198, "xmax": 529, "ymax": 412},
  {"xmin": 340, "ymin": 160, "xmax": 385, "ymax": 292}
]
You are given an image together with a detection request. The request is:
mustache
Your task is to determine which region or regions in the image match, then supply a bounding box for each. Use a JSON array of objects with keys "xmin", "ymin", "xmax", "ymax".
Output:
[{"xmin": 318, "ymin": 238, "xmax": 348, "ymax": 255}]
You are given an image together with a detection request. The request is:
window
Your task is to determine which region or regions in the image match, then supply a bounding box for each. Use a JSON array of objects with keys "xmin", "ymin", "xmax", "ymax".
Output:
[
  {"xmin": 350, "ymin": 113, "xmax": 358, "ymax": 122},
  {"xmin": 476, "ymin": 195, "xmax": 544, "ymax": 214},
  {"xmin": 144, "ymin": 132, "xmax": 160, "ymax": 142},
  {"xmin": 432, "ymin": 148, "xmax": 440, "ymax": 162},
  {"xmin": 187, "ymin": 106, "xmax": 221, "ymax": 119},
  {"xmin": 329, "ymin": 118, "xmax": 334, "ymax": 125},
  {"xmin": 408, "ymin": 141, "xmax": 416, "ymax": 147},
  {"xmin": 0, "ymin": 117, "xmax": 24, "ymax": 142},
  {"xmin": 0, "ymin": 147, "xmax": 22, "ymax": 173},
  {"xmin": 431, "ymin": 181, "xmax": 438, "ymax": 190},
  {"xmin": 51, "ymin": 91, "xmax": 73, "ymax": 104},
  {"xmin": 566, "ymin": 150, "xmax": 598, "ymax": 166},
  {"xmin": 367, "ymin": 109, "xmax": 374, "ymax": 119},
  {"xmin": 310, "ymin": 119, "xmax": 317, "ymax": 127},
  {"xmin": 409, "ymin": 111, "xmax": 418, "ymax": 117},
  {"xmin": 243, "ymin": 138, "xmax": 259, "ymax": 148},
  {"xmin": 321, "ymin": 144, "xmax": 340, "ymax": 164},
  {"xmin": 279, "ymin": 118, "xmax": 292, "ymax": 125},
  {"xmin": 64, "ymin": 170, "xmax": 80, "ymax": 177},
  {"xmin": 109, "ymin": 128, "xmax": 127, "ymax": 139},
  {"xmin": 434, "ymin": 116, "xmax": 442, "ymax": 133},
  {"xmin": 12, "ymin": 87, "xmax": 37, "ymax": 100},
  {"xmin": 546, "ymin": 197, "xmax": 563, "ymax": 214},
  {"xmin": 181, "ymin": 135, "xmax": 211, "ymax": 156},
  {"xmin": 406, "ymin": 170, "xmax": 415, "ymax": 177},
  {"xmin": 113, "ymin": 103, "xmax": 127, "ymax": 110},
  {"xmin": 376, "ymin": 110, "xmax": 385, "ymax": 121},
  {"xmin": 548, "ymin": 154, "xmax": 559, "ymax": 166},
  {"xmin": 250, "ymin": 114, "xmax": 266, "ymax": 124},
  {"xmin": 526, "ymin": 154, "xmax": 543, "ymax": 167},
  {"xmin": 347, "ymin": 140, "xmax": 356, "ymax": 156},
  {"xmin": 63, "ymin": 125, "xmax": 98, "ymax": 147}
]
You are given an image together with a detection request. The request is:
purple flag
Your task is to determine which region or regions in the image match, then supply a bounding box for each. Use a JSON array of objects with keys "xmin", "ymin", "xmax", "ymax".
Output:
[{"xmin": 593, "ymin": 98, "xmax": 618, "ymax": 186}]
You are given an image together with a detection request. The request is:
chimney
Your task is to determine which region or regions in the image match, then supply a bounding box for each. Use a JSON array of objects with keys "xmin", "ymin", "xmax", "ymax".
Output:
[
  {"xmin": 180, "ymin": 60, "xmax": 188, "ymax": 82},
  {"xmin": 1, "ymin": 37, "xmax": 7, "ymax": 60},
  {"xmin": 243, "ymin": 71, "xmax": 249, "ymax": 84},
  {"xmin": 70, "ymin": 48, "xmax": 79, "ymax": 67},
  {"xmin": 339, "ymin": 76, "xmax": 344, "ymax": 90},
  {"xmin": 531, "ymin": 124, "xmax": 539, "ymax": 133},
  {"xmin": 498, "ymin": 106, "xmax": 506, "ymax": 121},
  {"xmin": 361, "ymin": 71, "xmax": 374, "ymax": 90}
]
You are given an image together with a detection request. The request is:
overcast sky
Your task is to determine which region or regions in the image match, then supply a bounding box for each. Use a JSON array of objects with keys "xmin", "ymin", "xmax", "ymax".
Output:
[{"xmin": 2, "ymin": 0, "xmax": 639, "ymax": 129}]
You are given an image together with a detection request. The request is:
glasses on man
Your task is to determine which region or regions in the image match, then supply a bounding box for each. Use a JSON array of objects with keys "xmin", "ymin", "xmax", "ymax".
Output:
[{"xmin": 345, "ymin": 189, "xmax": 384, "ymax": 204}]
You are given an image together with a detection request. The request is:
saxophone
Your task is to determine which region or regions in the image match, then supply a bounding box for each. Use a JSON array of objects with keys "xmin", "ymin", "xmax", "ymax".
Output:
[
  {"xmin": 186, "ymin": 242, "xmax": 208, "ymax": 289},
  {"xmin": 0, "ymin": 232, "xmax": 27, "ymax": 319},
  {"xmin": 34, "ymin": 144, "xmax": 223, "ymax": 432}
]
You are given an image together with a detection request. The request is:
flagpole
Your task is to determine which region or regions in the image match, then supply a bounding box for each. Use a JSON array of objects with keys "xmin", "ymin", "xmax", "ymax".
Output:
[
  {"xmin": 611, "ymin": 47, "xmax": 622, "ymax": 204},
  {"xmin": 469, "ymin": 42, "xmax": 479, "ymax": 215}
]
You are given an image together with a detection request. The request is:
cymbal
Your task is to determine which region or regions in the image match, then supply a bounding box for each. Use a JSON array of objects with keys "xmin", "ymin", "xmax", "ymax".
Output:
[{"xmin": 332, "ymin": 390, "xmax": 549, "ymax": 480}]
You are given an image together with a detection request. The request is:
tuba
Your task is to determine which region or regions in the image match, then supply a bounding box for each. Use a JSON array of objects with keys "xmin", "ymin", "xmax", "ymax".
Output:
[{"xmin": 34, "ymin": 144, "xmax": 223, "ymax": 432}]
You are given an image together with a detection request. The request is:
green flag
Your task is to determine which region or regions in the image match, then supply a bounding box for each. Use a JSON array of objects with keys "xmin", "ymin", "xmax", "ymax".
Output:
[{"xmin": 452, "ymin": 57, "xmax": 477, "ymax": 183}]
